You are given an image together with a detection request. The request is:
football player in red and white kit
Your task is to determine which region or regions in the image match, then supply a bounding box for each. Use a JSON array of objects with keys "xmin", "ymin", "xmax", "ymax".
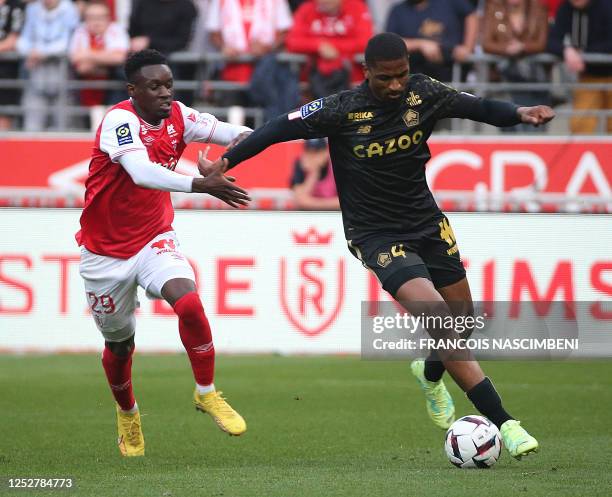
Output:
[{"xmin": 76, "ymin": 50, "xmax": 251, "ymax": 457}]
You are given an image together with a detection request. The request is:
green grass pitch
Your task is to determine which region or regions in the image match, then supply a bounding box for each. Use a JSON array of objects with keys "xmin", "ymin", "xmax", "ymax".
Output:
[{"xmin": 1, "ymin": 355, "xmax": 611, "ymax": 497}]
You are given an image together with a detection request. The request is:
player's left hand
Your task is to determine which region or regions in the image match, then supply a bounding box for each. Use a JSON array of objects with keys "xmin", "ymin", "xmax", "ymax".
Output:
[
  {"xmin": 197, "ymin": 147, "xmax": 232, "ymax": 176},
  {"xmin": 199, "ymin": 153, "xmax": 230, "ymax": 177},
  {"xmin": 517, "ymin": 105, "xmax": 555, "ymax": 127},
  {"xmin": 197, "ymin": 146, "xmax": 215, "ymax": 176}
]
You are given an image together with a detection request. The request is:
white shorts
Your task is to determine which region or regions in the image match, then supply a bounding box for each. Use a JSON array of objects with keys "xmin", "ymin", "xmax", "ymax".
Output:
[{"xmin": 79, "ymin": 231, "xmax": 195, "ymax": 342}]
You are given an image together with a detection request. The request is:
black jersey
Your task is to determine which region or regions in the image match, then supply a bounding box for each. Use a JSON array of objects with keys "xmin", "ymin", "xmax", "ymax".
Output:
[
  {"xmin": 292, "ymin": 74, "xmax": 461, "ymax": 240},
  {"xmin": 223, "ymin": 74, "xmax": 521, "ymax": 241}
]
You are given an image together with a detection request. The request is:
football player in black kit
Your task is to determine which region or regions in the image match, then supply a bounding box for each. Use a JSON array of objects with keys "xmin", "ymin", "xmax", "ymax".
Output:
[{"xmin": 205, "ymin": 32, "xmax": 554, "ymax": 459}]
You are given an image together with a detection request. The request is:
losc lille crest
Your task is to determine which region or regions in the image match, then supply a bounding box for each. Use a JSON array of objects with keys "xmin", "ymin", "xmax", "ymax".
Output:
[
  {"xmin": 279, "ymin": 227, "xmax": 345, "ymax": 337},
  {"xmin": 402, "ymin": 109, "xmax": 419, "ymax": 128}
]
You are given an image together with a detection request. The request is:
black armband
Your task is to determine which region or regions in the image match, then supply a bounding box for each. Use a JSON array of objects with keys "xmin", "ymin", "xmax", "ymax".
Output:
[
  {"xmin": 448, "ymin": 92, "xmax": 521, "ymax": 128},
  {"xmin": 222, "ymin": 114, "xmax": 310, "ymax": 170}
]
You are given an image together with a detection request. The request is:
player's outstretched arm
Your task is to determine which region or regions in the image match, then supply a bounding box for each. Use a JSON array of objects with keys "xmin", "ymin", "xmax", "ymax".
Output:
[
  {"xmin": 222, "ymin": 113, "xmax": 318, "ymax": 171},
  {"xmin": 447, "ymin": 92, "xmax": 555, "ymax": 128},
  {"xmin": 118, "ymin": 150, "xmax": 250, "ymax": 208},
  {"xmin": 204, "ymin": 94, "xmax": 339, "ymax": 174},
  {"xmin": 120, "ymin": 150, "xmax": 196, "ymax": 192},
  {"xmin": 179, "ymin": 102, "xmax": 252, "ymax": 149}
]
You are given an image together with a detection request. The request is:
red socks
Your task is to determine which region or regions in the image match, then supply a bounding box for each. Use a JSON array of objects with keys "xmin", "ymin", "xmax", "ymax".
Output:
[
  {"xmin": 102, "ymin": 346, "xmax": 136, "ymax": 411},
  {"xmin": 172, "ymin": 292, "xmax": 215, "ymax": 386},
  {"xmin": 102, "ymin": 292, "xmax": 214, "ymax": 410}
]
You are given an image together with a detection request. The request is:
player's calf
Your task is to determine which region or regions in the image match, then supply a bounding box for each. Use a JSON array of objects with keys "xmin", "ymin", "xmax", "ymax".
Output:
[
  {"xmin": 173, "ymin": 292, "xmax": 215, "ymax": 386},
  {"xmin": 102, "ymin": 341, "xmax": 136, "ymax": 411},
  {"xmin": 172, "ymin": 292, "xmax": 247, "ymax": 435}
]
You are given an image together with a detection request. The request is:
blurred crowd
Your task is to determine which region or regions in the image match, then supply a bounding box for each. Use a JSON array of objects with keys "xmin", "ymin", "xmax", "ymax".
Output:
[{"xmin": 0, "ymin": 0, "xmax": 610, "ymax": 135}]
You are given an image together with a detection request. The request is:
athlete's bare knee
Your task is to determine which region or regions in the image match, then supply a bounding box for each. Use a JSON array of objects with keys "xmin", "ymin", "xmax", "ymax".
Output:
[
  {"xmin": 106, "ymin": 336, "xmax": 134, "ymax": 357},
  {"xmin": 162, "ymin": 278, "xmax": 197, "ymax": 307}
]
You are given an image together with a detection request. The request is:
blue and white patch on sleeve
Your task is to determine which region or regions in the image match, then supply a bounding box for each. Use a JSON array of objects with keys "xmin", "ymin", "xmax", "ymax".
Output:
[
  {"xmin": 115, "ymin": 124, "xmax": 133, "ymax": 146},
  {"xmin": 300, "ymin": 99, "xmax": 324, "ymax": 119}
]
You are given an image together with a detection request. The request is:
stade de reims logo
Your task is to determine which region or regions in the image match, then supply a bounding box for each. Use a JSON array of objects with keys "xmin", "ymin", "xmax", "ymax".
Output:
[{"xmin": 279, "ymin": 227, "xmax": 345, "ymax": 337}]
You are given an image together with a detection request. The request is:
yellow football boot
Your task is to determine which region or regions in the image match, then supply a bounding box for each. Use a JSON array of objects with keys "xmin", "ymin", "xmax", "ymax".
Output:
[
  {"xmin": 116, "ymin": 405, "xmax": 145, "ymax": 457},
  {"xmin": 194, "ymin": 390, "xmax": 247, "ymax": 436}
]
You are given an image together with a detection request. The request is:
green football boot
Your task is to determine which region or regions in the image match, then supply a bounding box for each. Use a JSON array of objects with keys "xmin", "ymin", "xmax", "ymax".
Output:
[
  {"xmin": 500, "ymin": 420, "xmax": 539, "ymax": 459},
  {"xmin": 411, "ymin": 359, "xmax": 455, "ymax": 429}
]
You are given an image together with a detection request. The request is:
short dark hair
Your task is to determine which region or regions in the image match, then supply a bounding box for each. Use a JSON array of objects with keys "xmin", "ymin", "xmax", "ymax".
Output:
[
  {"xmin": 364, "ymin": 32, "xmax": 409, "ymax": 67},
  {"xmin": 124, "ymin": 49, "xmax": 168, "ymax": 82}
]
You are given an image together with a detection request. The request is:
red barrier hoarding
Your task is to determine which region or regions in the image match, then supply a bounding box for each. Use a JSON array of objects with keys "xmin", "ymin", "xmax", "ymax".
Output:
[{"xmin": 0, "ymin": 135, "xmax": 610, "ymax": 210}]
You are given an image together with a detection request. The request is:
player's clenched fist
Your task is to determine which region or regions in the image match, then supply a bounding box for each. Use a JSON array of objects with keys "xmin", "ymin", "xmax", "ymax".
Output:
[{"xmin": 517, "ymin": 105, "xmax": 556, "ymax": 127}]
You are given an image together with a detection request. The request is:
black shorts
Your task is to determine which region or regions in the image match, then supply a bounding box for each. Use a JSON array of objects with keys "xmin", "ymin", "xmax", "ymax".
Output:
[{"xmin": 347, "ymin": 216, "xmax": 466, "ymax": 296}]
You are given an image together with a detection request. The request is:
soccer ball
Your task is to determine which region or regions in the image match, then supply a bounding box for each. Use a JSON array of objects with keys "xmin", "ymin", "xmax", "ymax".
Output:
[{"xmin": 444, "ymin": 415, "xmax": 502, "ymax": 468}]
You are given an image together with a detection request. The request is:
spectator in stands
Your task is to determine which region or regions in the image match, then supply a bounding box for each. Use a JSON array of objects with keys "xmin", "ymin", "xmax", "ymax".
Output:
[
  {"xmin": 206, "ymin": 0, "xmax": 293, "ymax": 89},
  {"xmin": 290, "ymin": 138, "xmax": 340, "ymax": 210},
  {"xmin": 483, "ymin": 0, "xmax": 548, "ymax": 57},
  {"xmin": 0, "ymin": 0, "xmax": 25, "ymax": 130},
  {"xmin": 69, "ymin": 0, "xmax": 129, "ymax": 113},
  {"xmin": 385, "ymin": 0, "xmax": 478, "ymax": 82},
  {"xmin": 548, "ymin": 0, "xmax": 612, "ymax": 134},
  {"xmin": 129, "ymin": 0, "xmax": 196, "ymax": 55},
  {"xmin": 286, "ymin": 0, "xmax": 373, "ymax": 98},
  {"xmin": 16, "ymin": 0, "xmax": 79, "ymax": 131},
  {"xmin": 129, "ymin": 0, "xmax": 197, "ymax": 104},
  {"xmin": 482, "ymin": 0, "xmax": 549, "ymax": 132}
]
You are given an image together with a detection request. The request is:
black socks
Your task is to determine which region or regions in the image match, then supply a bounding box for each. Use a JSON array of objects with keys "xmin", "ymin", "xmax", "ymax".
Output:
[
  {"xmin": 424, "ymin": 354, "xmax": 446, "ymax": 382},
  {"xmin": 466, "ymin": 377, "xmax": 513, "ymax": 428},
  {"xmin": 424, "ymin": 350, "xmax": 446, "ymax": 382}
]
